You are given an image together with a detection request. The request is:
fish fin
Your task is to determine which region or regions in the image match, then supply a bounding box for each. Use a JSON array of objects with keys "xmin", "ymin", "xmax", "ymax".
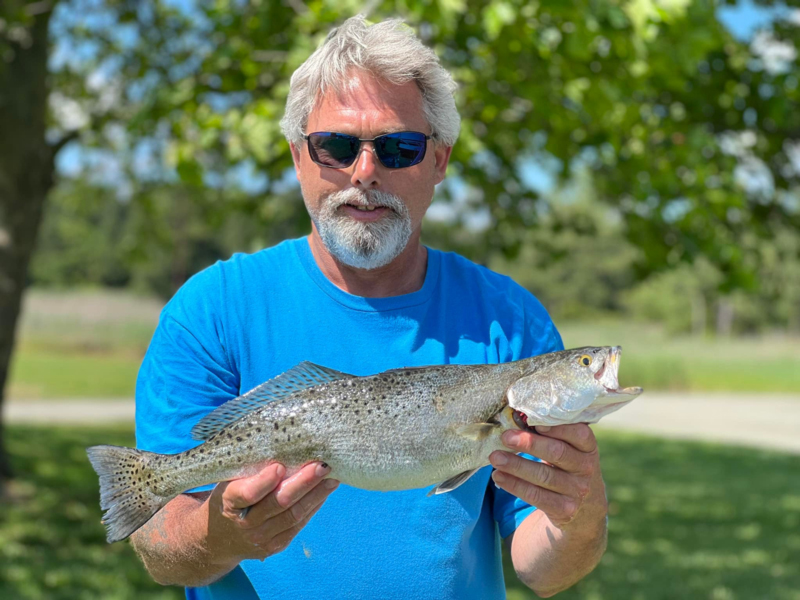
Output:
[
  {"xmin": 191, "ymin": 362, "xmax": 354, "ymax": 440},
  {"xmin": 454, "ymin": 422, "xmax": 499, "ymax": 441},
  {"xmin": 86, "ymin": 445, "xmax": 174, "ymax": 543},
  {"xmin": 427, "ymin": 468, "xmax": 480, "ymax": 496}
]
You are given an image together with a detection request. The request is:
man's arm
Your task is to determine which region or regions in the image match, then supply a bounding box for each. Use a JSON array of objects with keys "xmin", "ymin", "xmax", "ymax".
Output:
[
  {"xmin": 489, "ymin": 424, "xmax": 608, "ymax": 597},
  {"xmin": 130, "ymin": 462, "xmax": 339, "ymax": 587}
]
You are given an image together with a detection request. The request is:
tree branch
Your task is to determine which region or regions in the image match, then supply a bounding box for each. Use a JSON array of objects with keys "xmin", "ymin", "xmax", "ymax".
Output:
[{"xmin": 49, "ymin": 129, "xmax": 80, "ymax": 161}]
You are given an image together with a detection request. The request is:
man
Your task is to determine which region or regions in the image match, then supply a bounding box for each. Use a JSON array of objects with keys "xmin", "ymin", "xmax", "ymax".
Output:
[{"xmin": 132, "ymin": 16, "xmax": 609, "ymax": 599}]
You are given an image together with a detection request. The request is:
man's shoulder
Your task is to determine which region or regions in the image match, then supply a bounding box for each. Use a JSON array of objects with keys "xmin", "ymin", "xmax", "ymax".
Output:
[
  {"xmin": 436, "ymin": 249, "xmax": 548, "ymax": 313},
  {"xmin": 163, "ymin": 239, "xmax": 304, "ymax": 318}
]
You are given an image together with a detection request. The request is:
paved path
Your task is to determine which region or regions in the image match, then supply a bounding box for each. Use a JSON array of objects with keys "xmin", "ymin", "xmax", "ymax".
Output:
[
  {"xmin": 5, "ymin": 393, "xmax": 800, "ymax": 455},
  {"xmin": 596, "ymin": 392, "xmax": 800, "ymax": 454}
]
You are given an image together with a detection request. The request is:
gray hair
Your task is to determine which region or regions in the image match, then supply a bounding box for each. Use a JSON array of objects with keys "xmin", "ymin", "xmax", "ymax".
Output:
[{"xmin": 280, "ymin": 16, "xmax": 460, "ymax": 148}]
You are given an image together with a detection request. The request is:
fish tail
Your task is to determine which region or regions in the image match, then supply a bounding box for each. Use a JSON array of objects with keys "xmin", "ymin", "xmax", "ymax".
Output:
[{"xmin": 86, "ymin": 445, "xmax": 175, "ymax": 543}]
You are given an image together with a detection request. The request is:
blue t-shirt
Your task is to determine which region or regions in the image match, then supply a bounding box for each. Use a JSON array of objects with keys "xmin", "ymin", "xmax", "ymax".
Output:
[{"xmin": 135, "ymin": 237, "xmax": 563, "ymax": 600}]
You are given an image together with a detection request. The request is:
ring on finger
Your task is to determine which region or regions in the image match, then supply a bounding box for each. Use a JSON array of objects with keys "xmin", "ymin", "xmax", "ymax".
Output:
[{"xmin": 238, "ymin": 506, "xmax": 252, "ymax": 520}]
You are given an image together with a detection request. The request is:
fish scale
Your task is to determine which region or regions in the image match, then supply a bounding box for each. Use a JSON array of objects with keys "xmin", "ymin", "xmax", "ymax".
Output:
[{"xmin": 87, "ymin": 346, "xmax": 642, "ymax": 543}]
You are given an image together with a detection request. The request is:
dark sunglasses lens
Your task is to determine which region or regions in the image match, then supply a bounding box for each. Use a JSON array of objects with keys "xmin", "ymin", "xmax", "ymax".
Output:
[
  {"xmin": 375, "ymin": 132, "xmax": 427, "ymax": 168},
  {"xmin": 308, "ymin": 133, "xmax": 359, "ymax": 168}
]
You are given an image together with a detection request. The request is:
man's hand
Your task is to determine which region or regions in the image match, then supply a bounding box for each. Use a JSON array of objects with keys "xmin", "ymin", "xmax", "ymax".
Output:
[
  {"xmin": 489, "ymin": 424, "xmax": 609, "ymax": 596},
  {"xmin": 489, "ymin": 424, "xmax": 607, "ymax": 530},
  {"xmin": 207, "ymin": 462, "xmax": 340, "ymax": 563}
]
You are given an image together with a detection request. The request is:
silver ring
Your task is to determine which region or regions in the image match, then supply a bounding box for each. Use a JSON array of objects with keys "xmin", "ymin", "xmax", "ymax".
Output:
[{"xmin": 238, "ymin": 506, "xmax": 251, "ymax": 520}]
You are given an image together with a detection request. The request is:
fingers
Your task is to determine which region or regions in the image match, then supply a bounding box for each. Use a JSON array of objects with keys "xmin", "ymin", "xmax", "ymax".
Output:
[
  {"xmin": 237, "ymin": 462, "xmax": 332, "ymax": 526},
  {"xmin": 501, "ymin": 427, "xmax": 596, "ymax": 473},
  {"xmin": 255, "ymin": 500, "xmax": 328, "ymax": 557},
  {"xmin": 535, "ymin": 424, "xmax": 598, "ymax": 453},
  {"xmin": 245, "ymin": 478, "xmax": 338, "ymax": 547},
  {"xmin": 489, "ymin": 451, "xmax": 590, "ymax": 500},
  {"xmin": 217, "ymin": 463, "xmax": 286, "ymax": 521},
  {"xmin": 491, "ymin": 469, "xmax": 578, "ymax": 526},
  {"xmin": 210, "ymin": 461, "xmax": 340, "ymax": 561}
]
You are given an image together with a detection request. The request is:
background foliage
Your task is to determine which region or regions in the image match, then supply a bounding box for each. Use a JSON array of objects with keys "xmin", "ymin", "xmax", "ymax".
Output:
[{"xmin": 23, "ymin": 0, "xmax": 799, "ymax": 334}]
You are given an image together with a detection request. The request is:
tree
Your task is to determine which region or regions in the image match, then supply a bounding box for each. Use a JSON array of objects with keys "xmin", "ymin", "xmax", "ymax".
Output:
[
  {"xmin": 2, "ymin": 0, "xmax": 799, "ymax": 488},
  {"xmin": 0, "ymin": 1, "xmax": 74, "ymax": 486}
]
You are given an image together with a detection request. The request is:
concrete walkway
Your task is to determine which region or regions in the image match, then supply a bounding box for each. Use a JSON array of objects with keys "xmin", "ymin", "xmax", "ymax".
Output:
[
  {"xmin": 596, "ymin": 392, "xmax": 800, "ymax": 455},
  {"xmin": 5, "ymin": 393, "xmax": 800, "ymax": 455}
]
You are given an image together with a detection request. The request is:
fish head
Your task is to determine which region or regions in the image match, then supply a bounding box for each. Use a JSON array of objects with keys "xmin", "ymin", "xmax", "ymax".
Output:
[{"xmin": 507, "ymin": 346, "xmax": 642, "ymax": 427}]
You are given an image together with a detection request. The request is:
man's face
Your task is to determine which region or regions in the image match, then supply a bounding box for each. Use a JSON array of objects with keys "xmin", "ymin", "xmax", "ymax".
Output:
[{"xmin": 290, "ymin": 71, "xmax": 452, "ymax": 269}]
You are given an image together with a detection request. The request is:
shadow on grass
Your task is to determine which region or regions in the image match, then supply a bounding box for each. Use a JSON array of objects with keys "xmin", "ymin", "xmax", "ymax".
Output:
[
  {"xmin": 506, "ymin": 431, "xmax": 800, "ymax": 600},
  {"xmin": 0, "ymin": 426, "xmax": 181, "ymax": 600},
  {"xmin": 2, "ymin": 426, "xmax": 799, "ymax": 599}
]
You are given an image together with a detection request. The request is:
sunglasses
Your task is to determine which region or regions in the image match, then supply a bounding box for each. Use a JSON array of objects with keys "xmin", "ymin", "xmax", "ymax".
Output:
[{"xmin": 303, "ymin": 131, "xmax": 432, "ymax": 169}]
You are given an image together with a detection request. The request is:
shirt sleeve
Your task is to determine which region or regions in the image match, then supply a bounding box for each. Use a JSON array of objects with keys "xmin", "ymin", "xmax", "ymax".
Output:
[
  {"xmin": 492, "ymin": 290, "xmax": 564, "ymax": 537},
  {"xmin": 135, "ymin": 264, "xmax": 239, "ymax": 492}
]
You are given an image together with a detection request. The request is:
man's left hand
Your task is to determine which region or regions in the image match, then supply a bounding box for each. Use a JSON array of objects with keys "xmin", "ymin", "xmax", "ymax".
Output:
[{"xmin": 489, "ymin": 424, "xmax": 608, "ymax": 531}]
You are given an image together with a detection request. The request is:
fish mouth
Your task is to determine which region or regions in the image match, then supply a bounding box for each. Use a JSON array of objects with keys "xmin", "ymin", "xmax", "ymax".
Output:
[
  {"xmin": 594, "ymin": 346, "xmax": 624, "ymax": 394},
  {"xmin": 512, "ymin": 409, "xmax": 536, "ymax": 432}
]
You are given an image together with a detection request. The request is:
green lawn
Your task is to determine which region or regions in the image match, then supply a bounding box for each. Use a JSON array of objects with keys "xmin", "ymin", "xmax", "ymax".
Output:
[
  {"xmin": 7, "ymin": 289, "xmax": 800, "ymax": 398},
  {"xmin": 1, "ymin": 425, "xmax": 798, "ymax": 599}
]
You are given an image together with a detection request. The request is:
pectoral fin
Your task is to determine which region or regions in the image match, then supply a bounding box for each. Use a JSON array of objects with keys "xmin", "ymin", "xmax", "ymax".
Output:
[
  {"xmin": 427, "ymin": 468, "xmax": 480, "ymax": 496},
  {"xmin": 454, "ymin": 422, "xmax": 498, "ymax": 441}
]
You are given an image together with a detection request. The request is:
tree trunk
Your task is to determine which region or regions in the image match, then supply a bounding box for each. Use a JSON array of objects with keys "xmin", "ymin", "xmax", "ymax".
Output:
[{"xmin": 0, "ymin": 9, "xmax": 57, "ymax": 490}]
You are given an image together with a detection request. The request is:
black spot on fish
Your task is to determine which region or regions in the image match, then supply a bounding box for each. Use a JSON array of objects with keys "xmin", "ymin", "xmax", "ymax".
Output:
[
  {"xmin": 282, "ymin": 427, "xmax": 286, "ymax": 433},
  {"xmin": 256, "ymin": 428, "xmax": 261, "ymax": 433},
  {"xmin": 290, "ymin": 418, "xmax": 295, "ymax": 425},
  {"xmin": 236, "ymin": 436, "xmax": 243, "ymax": 442},
  {"xmin": 274, "ymin": 423, "xmax": 279, "ymax": 430}
]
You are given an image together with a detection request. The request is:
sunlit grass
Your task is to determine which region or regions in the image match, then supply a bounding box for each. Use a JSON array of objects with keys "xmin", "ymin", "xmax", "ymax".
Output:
[{"xmin": 2, "ymin": 425, "xmax": 798, "ymax": 599}]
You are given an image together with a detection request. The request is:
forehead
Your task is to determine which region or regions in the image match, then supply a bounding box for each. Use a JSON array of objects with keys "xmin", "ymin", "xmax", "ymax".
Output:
[{"xmin": 306, "ymin": 72, "xmax": 429, "ymax": 135}]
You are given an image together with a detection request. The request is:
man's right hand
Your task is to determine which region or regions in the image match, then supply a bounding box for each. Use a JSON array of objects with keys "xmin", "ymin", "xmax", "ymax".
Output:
[{"xmin": 207, "ymin": 462, "xmax": 340, "ymax": 562}]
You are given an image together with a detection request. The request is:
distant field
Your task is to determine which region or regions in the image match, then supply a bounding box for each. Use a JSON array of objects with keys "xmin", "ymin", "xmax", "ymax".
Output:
[
  {"xmin": 560, "ymin": 320, "xmax": 800, "ymax": 394},
  {"xmin": 7, "ymin": 289, "xmax": 800, "ymax": 399},
  {"xmin": 2, "ymin": 424, "xmax": 797, "ymax": 599}
]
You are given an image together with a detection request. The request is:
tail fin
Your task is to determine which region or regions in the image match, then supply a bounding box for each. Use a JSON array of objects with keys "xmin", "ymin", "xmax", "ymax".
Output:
[{"xmin": 86, "ymin": 445, "xmax": 174, "ymax": 543}]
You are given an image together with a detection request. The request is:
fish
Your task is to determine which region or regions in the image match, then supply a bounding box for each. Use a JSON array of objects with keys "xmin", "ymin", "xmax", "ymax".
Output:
[{"xmin": 87, "ymin": 346, "xmax": 642, "ymax": 543}]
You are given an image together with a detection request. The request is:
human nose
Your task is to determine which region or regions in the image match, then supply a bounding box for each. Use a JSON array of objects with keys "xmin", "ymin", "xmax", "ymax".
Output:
[{"xmin": 350, "ymin": 142, "xmax": 381, "ymax": 189}]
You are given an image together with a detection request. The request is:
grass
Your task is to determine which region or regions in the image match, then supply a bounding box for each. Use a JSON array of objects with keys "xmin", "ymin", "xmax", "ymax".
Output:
[
  {"xmin": 0, "ymin": 425, "xmax": 181, "ymax": 600},
  {"xmin": 2, "ymin": 425, "xmax": 798, "ymax": 599},
  {"xmin": 560, "ymin": 320, "xmax": 800, "ymax": 394},
  {"xmin": 6, "ymin": 289, "xmax": 800, "ymax": 398}
]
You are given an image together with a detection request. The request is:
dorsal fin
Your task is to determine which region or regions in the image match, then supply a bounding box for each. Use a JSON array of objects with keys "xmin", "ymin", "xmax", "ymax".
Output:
[{"xmin": 191, "ymin": 362, "xmax": 353, "ymax": 440}]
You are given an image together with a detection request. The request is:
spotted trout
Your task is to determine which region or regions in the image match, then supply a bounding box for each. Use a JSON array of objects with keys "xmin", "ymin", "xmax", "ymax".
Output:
[{"xmin": 87, "ymin": 346, "xmax": 641, "ymax": 543}]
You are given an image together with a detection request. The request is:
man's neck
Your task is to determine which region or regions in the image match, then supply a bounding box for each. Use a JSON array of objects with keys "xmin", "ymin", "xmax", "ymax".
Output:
[{"xmin": 307, "ymin": 229, "xmax": 428, "ymax": 298}]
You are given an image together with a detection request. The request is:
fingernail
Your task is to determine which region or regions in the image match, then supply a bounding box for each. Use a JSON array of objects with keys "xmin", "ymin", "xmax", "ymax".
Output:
[
  {"xmin": 490, "ymin": 451, "xmax": 508, "ymax": 466},
  {"xmin": 274, "ymin": 464, "xmax": 286, "ymax": 478},
  {"xmin": 492, "ymin": 472, "xmax": 507, "ymax": 485},
  {"xmin": 316, "ymin": 463, "xmax": 331, "ymax": 477},
  {"xmin": 537, "ymin": 426, "xmax": 551, "ymax": 433},
  {"xmin": 324, "ymin": 479, "xmax": 339, "ymax": 490},
  {"xmin": 503, "ymin": 431, "xmax": 521, "ymax": 448}
]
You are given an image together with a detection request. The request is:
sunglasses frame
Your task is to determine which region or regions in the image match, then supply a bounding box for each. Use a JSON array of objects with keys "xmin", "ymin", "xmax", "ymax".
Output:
[{"xmin": 303, "ymin": 131, "xmax": 433, "ymax": 170}]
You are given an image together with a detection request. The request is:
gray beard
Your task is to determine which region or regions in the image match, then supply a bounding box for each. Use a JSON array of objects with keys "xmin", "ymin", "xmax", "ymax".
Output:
[{"xmin": 308, "ymin": 188, "xmax": 412, "ymax": 270}]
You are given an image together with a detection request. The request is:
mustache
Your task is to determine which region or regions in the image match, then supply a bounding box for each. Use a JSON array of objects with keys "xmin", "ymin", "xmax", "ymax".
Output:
[{"xmin": 323, "ymin": 188, "xmax": 406, "ymax": 211}]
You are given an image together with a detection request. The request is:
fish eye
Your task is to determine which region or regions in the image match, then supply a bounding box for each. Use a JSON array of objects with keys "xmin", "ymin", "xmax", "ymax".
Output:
[{"xmin": 579, "ymin": 355, "xmax": 592, "ymax": 366}]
